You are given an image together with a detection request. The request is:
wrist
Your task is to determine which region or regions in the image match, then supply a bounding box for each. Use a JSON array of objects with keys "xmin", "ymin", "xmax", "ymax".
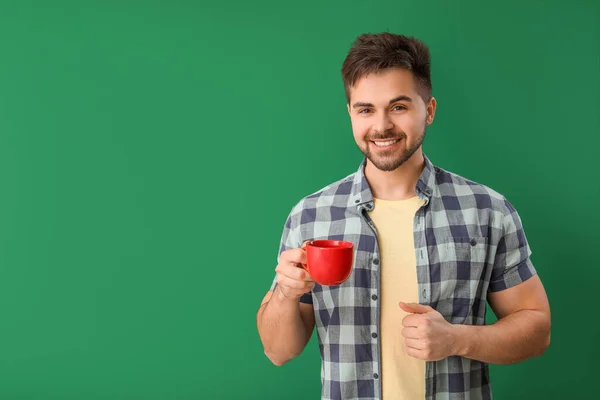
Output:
[
  {"xmin": 451, "ymin": 324, "xmax": 475, "ymax": 357},
  {"xmin": 275, "ymin": 285, "xmax": 301, "ymax": 304}
]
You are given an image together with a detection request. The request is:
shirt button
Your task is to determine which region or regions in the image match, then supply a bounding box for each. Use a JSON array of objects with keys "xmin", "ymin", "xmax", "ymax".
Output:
[
  {"xmin": 373, "ymin": 373, "xmax": 379, "ymax": 379},
  {"xmin": 470, "ymin": 238, "xmax": 477, "ymax": 246},
  {"xmin": 355, "ymin": 199, "xmax": 360, "ymax": 204},
  {"xmin": 372, "ymin": 332, "xmax": 377, "ymax": 338},
  {"xmin": 372, "ymin": 294, "xmax": 378, "ymax": 300},
  {"xmin": 373, "ymin": 258, "xmax": 379, "ymax": 265}
]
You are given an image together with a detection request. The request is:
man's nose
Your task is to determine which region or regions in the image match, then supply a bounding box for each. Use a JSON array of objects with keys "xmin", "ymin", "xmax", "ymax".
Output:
[{"xmin": 373, "ymin": 112, "xmax": 394, "ymax": 134}]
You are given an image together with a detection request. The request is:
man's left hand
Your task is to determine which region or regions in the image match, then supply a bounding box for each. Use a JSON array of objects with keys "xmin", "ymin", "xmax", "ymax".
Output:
[{"xmin": 399, "ymin": 302, "xmax": 458, "ymax": 361}]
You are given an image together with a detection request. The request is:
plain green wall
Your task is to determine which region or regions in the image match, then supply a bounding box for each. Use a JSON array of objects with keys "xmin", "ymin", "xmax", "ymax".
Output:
[{"xmin": 0, "ymin": 0, "xmax": 598, "ymax": 399}]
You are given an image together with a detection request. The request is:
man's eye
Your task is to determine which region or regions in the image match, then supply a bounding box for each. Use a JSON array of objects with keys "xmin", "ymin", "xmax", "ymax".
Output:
[
  {"xmin": 392, "ymin": 105, "xmax": 407, "ymax": 111},
  {"xmin": 359, "ymin": 109, "xmax": 372, "ymax": 114}
]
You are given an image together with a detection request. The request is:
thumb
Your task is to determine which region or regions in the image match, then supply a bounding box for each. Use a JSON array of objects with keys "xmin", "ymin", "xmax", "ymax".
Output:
[{"xmin": 399, "ymin": 302, "xmax": 434, "ymax": 314}]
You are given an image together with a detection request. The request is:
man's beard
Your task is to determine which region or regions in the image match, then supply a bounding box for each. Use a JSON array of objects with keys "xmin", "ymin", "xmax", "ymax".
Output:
[{"xmin": 359, "ymin": 125, "xmax": 427, "ymax": 172}]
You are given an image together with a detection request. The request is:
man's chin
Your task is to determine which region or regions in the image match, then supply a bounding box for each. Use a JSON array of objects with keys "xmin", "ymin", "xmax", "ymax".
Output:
[
  {"xmin": 367, "ymin": 156, "xmax": 407, "ymax": 172},
  {"xmin": 365, "ymin": 148, "xmax": 422, "ymax": 172}
]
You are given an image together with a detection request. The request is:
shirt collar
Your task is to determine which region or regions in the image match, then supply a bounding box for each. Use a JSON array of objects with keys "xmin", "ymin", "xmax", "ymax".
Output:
[{"xmin": 351, "ymin": 153, "xmax": 436, "ymax": 206}]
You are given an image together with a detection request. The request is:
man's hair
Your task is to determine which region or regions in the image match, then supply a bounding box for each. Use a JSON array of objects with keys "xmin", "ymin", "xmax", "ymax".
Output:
[{"xmin": 341, "ymin": 32, "xmax": 432, "ymax": 103}]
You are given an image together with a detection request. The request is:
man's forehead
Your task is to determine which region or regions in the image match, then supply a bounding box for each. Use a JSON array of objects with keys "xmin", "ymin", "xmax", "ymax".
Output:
[{"xmin": 350, "ymin": 69, "xmax": 418, "ymax": 101}]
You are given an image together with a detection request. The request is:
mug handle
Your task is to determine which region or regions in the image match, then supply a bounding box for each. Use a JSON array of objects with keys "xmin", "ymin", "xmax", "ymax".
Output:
[{"xmin": 300, "ymin": 241, "xmax": 311, "ymax": 270}]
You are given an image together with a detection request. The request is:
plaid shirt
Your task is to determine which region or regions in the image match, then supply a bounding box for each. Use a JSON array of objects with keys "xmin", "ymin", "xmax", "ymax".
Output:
[{"xmin": 271, "ymin": 154, "xmax": 536, "ymax": 400}]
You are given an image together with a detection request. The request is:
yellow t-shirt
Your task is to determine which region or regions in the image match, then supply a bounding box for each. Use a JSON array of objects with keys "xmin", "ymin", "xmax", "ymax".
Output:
[{"xmin": 368, "ymin": 196, "xmax": 426, "ymax": 400}]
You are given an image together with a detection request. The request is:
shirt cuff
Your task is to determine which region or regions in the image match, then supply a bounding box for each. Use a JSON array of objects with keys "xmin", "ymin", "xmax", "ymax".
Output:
[{"xmin": 489, "ymin": 258, "xmax": 536, "ymax": 292}]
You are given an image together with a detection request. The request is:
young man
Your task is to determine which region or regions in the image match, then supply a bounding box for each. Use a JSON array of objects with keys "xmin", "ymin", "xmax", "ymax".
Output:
[{"xmin": 256, "ymin": 33, "xmax": 551, "ymax": 400}]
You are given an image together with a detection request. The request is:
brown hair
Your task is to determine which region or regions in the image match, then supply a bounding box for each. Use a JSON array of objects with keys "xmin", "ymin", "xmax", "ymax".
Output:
[{"xmin": 341, "ymin": 32, "xmax": 432, "ymax": 103}]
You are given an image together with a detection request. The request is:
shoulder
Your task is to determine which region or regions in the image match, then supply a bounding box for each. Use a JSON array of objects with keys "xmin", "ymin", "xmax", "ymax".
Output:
[
  {"xmin": 285, "ymin": 171, "xmax": 357, "ymax": 226},
  {"xmin": 432, "ymin": 165, "xmax": 513, "ymax": 215}
]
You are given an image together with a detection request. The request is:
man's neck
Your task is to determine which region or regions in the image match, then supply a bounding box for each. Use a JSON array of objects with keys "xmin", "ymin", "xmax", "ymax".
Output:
[{"xmin": 364, "ymin": 150, "xmax": 425, "ymax": 201}]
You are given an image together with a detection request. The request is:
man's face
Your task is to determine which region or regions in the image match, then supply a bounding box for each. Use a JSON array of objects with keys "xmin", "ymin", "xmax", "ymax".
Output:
[{"xmin": 347, "ymin": 68, "xmax": 436, "ymax": 172}]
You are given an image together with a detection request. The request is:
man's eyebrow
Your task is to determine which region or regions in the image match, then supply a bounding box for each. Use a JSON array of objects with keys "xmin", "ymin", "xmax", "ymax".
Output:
[
  {"xmin": 352, "ymin": 102, "xmax": 374, "ymax": 108},
  {"xmin": 388, "ymin": 95, "xmax": 413, "ymax": 104},
  {"xmin": 352, "ymin": 95, "xmax": 413, "ymax": 108}
]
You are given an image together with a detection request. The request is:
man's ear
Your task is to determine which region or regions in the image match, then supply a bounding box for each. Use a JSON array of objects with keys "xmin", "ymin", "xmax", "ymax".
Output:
[{"xmin": 426, "ymin": 97, "xmax": 437, "ymax": 125}]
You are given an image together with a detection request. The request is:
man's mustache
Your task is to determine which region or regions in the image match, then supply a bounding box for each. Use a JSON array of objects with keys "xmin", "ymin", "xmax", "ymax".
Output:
[{"xmin": 366, "ymin": 132, "xmax": 406, "ymax": 141}]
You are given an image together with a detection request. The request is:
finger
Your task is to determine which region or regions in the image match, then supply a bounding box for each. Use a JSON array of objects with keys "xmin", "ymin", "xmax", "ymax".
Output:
[
  {"xmin": 402, "ymin": 314, "xmax": 420, "ymax": 328},
  {"xmin": 277, "ymin": 284, "xmax": 313, "ymax": 300},
  {"xmin": 399, "ymin": 301, "xmax": 435, "ymax": 314},
  {"xmin": 401, "ymin": 327, "xmax": 420, "ymax": 339},
  {"xmin": 276, "ymin": 263, "xmax": 314, "ymax": 282},
  {"xmin": 281, "ymin": 282, "xmax": 314, "ymax": 295},
  {"xmin": 404, "ymin": 338, "xmax": 425, "ymax": 350},
  {"xmin": 399, "ymin": 301, "xmax": 435, "ymax": 313},
  {"xmin": 276, "ymin": 282, "xmax": 313, "ymax": 301},
  {"xmin": 277, "ymin": 275, "xmax": 314, "ymax": 290},
  {"xmin": 405, "ymin": 345, "xmax": 427, "ymax": 360},
  {"xmin": 281, "ymin": 247, "xmax": 307, "ymax": 266}
]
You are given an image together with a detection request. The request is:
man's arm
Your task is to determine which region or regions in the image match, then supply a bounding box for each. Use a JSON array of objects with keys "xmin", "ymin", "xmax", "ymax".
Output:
[
  {"xmin": 257, "ymin": 288, "xmax": 315, "ymax": 366},
  {"xmin": 452, "ymin": 274, "xmax": 551, "ymax": 364},
  {"xmin": 401, "ymin": 197, "xmax": 550, "ymax": 364},
  {"xmin": 258, "ymin": 206, "xmax": 316, "ymax": 366},
  {"xmin": 400, "ymin": 274, "xmax": 551, "ymax": 364},
  {"xmin": 257, "ymin": 241, "xmax": 316, "ymax": 366},
  {"xmin": 453, "ymin": 196, "xmax": 551, "ymax": 364}
]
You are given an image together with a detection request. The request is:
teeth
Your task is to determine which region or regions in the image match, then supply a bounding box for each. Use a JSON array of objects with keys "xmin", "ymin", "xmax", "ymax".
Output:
[{"xmin": 373, "ymin": 140, "xmax": 398, "ymax": 147}]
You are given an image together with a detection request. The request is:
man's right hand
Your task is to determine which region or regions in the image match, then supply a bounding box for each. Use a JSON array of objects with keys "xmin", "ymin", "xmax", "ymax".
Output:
[
  {"xmin": 274, "ymin": 242, "xmax": 315, "ymax": 301},
  {"xmin": 258, "ymin": 242, "xmax": 316, "ymax": 366}
]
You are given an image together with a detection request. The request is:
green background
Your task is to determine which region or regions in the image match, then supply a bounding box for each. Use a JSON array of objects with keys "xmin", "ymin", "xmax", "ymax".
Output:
[{"xmin": 0, "ymin": 0, "xmax": 598, "ymax": 398}]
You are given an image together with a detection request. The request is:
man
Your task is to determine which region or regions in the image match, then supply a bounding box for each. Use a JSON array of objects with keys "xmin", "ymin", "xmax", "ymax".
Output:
[{"xmin": 256, "ymin": 32, "xmax": 551, "ymax": 400}]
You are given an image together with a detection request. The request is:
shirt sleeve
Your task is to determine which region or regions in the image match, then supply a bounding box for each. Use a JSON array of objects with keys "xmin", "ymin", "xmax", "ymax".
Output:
[
  {"xmin": 489, "ymin": 197, "xmax": 537, "ymax": 292},
  {"xmin": 269, "ymin": 209, "xmax": 313, "ymax": 304}
]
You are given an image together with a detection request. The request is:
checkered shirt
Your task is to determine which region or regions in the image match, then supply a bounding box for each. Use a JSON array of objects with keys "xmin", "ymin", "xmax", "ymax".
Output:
[{"xmin": 270, "ymin": 154, "xmax": 536, "ymax": 400}]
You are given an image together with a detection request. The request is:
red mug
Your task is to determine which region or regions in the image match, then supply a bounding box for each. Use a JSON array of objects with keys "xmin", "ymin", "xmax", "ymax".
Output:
[{"xmin": 301, "ymin": 240, "xmax": 354, "ymax": 286}]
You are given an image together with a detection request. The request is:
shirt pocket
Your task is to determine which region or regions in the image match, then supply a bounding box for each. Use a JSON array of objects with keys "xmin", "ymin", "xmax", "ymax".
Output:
[{"xmin": 434, "ymin": 236, "xmax": 488, "ymax": 324}]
